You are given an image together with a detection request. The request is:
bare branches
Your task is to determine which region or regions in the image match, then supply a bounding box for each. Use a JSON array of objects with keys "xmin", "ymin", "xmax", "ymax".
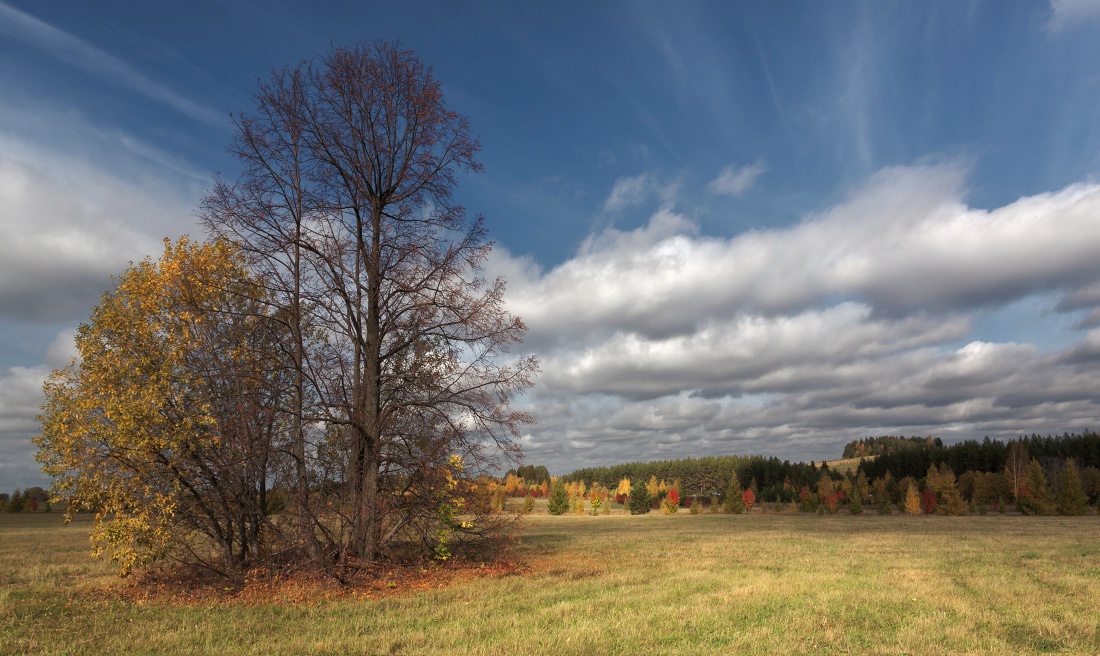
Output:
[{"xmin": 202, "ymin": 41, "xmax": 536, "ymax": 569}]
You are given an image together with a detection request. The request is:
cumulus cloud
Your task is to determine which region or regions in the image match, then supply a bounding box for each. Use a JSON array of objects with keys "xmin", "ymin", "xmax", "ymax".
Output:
[
  {"xmin": 0, "ymin": 363, "xmax": 51, "ymax": 490},
  {"xmin": 708, "ymin": 159, "xmax": 766, "ymax": 196},
  {"xmin": 0, "ymin": 143, "xmax": 195, "ymax": 320},
  {"xmin": 493, "ymin": 162, "xmax": 1100, "ymax": 473},
  {"xmin": 501, "ymin": 163, "xmax": 1100, "ymax": 348}
]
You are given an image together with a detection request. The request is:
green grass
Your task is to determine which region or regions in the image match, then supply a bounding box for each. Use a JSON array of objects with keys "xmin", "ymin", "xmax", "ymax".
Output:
[{"xmin": 3, "ymin": 511, "xmax": 1099, "ymax": 654}]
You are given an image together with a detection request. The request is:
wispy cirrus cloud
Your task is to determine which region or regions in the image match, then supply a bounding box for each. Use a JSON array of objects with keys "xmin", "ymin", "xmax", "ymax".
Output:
[
  {"xmin": 0, "ymin": 2, "xmax": 224, "ymax": 126},
  {"xmin": 708, "ymin": 159, "xmax": 767, "ymax": 196}
]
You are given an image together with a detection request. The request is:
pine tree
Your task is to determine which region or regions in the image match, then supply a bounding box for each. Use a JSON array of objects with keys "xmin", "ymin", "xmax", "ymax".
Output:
[
  {"xmin": 1055, "ymin": 460, "xmax": 1088, "ymax": 516},
  {"xmin": 547, "ymin": 478, "xmax": 570, "ymax": 515}
]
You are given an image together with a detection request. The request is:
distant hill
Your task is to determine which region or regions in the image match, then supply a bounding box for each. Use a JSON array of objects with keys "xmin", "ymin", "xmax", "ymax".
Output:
[{"xmin": 842, "ymin": 436, "xmax": 940, "ymax": 459}]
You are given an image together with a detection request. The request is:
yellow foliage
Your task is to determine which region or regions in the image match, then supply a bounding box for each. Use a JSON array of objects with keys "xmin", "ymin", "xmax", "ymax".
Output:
[
  {"xmin": 904, "ymin": 485, "xmax": 921, "ymax": 515},
  {"xmin": 34, "ymin": 237, "xmax": 275, "ymax": 576},
  {"xmin": 617, "ymin": 478, "xmax": 632, "ymax": 497}
]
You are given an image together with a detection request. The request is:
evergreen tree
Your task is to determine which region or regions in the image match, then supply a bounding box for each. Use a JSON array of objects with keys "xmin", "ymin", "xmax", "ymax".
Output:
[
  {"xmin": 547, "ymin": 478, "xmax": 570, "ymax": 515},
  {"xmin": 628, "ymin": 478, "xmax": 652, "ymax": 515},
  {"xmin": 8, "ymin": 489, "xmax": 27, "ymax": 513},
  {"xmin": 723, "ymin": 474, "xmax": 745, "ymax": 513},
  {"xmin": 1055, "ymin": 460, "xmax": 1088, "ymax": 516}
]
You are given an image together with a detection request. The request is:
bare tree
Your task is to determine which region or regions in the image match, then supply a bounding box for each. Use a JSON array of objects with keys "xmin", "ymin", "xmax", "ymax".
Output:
[
  {"xmin": 1004, "ymin": 439, "xmax": 1028, "ymax": 501},
  {"xmin": 203, "ymin": 41, "xmax": 536, "ymax": 566}
]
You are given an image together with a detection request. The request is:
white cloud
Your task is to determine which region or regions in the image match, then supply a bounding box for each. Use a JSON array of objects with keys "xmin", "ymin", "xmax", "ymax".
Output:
[
  {"xmin": 0, "ymin": 363, "xmax": 51, "ymax": 491},
  {"xmin": 494, "ymin": 163, "xmax": 1100, "ymax": 473},
  {"xmin": 501, "ymin": 163, "xmax": 1100, "ymax": 348},
  {"xmin": 0, "ymin": 140, "xmax": 196, "ymax": 320},
  {"xmin": 708, "ymin": 159, "xmax": 766, "ymax": 196},
  {"xmin": 602, "ymin": 173, "xmax": 679, "ymax": 213},
  {"xmin": 1047, "ymin": 0, "xmax": 1100, "ymax": 32}
]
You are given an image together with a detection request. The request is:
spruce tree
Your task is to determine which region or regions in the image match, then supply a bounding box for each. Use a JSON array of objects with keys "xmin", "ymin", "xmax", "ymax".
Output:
[
  {"xmin": 724, "ymin": 474, "xmax": 745, "ymax": 514},
  {"xmin": 6, "ymin": 489, "xmax": 25, "ymax": 513},
  {"xmin": 547, "ymin": 478, "xmax": 570, "ymax": 515},
  {"xmin": 628, "ymin": 478, "xmax": 651, "ymax": 515}
]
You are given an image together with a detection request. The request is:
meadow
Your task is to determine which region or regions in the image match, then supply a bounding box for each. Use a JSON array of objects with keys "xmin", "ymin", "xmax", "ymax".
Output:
[{"xmin": 2, "ymin": 509, "xmax": 1098, "ymax": 655}]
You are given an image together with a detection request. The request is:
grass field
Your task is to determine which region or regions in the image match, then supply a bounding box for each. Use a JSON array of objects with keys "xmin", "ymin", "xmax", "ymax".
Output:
[{"xmin": 3, "ymin": 510, "xmax": 1099, "ymax": 655}]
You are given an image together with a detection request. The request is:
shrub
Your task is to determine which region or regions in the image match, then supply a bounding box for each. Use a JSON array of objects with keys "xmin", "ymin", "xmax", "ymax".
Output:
[
  {"xmin": 521, "ymin": 495, "xmax": 535, "ymax": 515},
  {"xmin": 742, "ymin": 489, "xmax": 755, "ymax": 512},
  {"xmin": 798, "ymin": 488, "xmax": 819, "ymax": 513},
  {"xmin": 589, "ymin": 493, "xmax": 604, "ymax": 516},
  {"xmin": 574, "ymin": 498, "xmax": 585, "ymax": 515},
  {"xmin": 547, "ymin": 479, "xmax": 570, "ymax": 515},
  {"xmin": 690, "ymin": 500, "xmax": 701, "ymax": 514},
  {"xmin": 920, "ymin": 489, "xmax": 937, "ymax": 514},
  {"xmin": 661, "ymin": 490, "xmax": 680, "ymax": 514},
  {"xmin": 849, "ymin": 494, "xmax": 863, "ymax": 515}
]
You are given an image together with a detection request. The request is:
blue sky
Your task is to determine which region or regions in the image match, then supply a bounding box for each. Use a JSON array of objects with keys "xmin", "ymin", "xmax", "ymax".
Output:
[{"xmin": 3, "ymin": 0, "xmax": 1100, "ymax": 488}]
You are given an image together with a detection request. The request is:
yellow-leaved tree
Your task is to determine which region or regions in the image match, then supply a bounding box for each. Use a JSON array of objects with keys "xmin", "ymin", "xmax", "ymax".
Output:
[{"xmin": 35, "ymin": 238, "xmax": 289, "ymax": 577}]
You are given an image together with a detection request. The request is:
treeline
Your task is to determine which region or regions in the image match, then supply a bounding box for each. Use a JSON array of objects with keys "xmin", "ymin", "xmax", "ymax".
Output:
[
  {"xmin": 842, "ymin": 436, "xmax": 938, "ymax": 458},
  {"xmin": 858, "ymin": 431, "xmax": 1100, "ymax": 481},
  {"xmin": 562, "ymin": 454, "xmax": 823, "ymax": 499},
  {"xmin": 0, "ymin": 488, "xmax": 51, "ymax": 513},
  {"xmin": 504, "ymin": 464, "xmax": 550, "ymax": 484}
]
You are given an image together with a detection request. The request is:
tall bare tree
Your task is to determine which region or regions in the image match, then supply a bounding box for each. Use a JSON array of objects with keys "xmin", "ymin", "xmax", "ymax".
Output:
[
  {"xmin": 203, "ymin": 41, "xmax": 536, "ymax": 565},
  {"xmin": 1004, "ymin": 439, "xmax": 1029, "ymax": 501}
]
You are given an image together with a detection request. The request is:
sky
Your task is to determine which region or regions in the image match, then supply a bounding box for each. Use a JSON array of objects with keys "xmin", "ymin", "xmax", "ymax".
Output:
[{"xmin": 2, "ymin": 1, "xmax": 1100, "ymax": 489}]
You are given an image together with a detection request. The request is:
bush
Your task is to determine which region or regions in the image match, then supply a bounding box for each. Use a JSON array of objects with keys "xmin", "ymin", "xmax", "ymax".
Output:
[
  {"xmin": 520, "ymin": 496, "xmax": 535, "ymax": 515},
  {"xmin": 628, "ymin": 478, "xmax": 652, "ymax": 515},
  {"xmin": 742, "ymin": 489, "xmax": 755, "ymax": 512},
  {"xmin": 547, "ymin": 479, "xmax": 570, "ymax": 515},
  {"xmin": 920, "ymin": 489, "xmax": 937, "ymax": 514},
  {"xmin": 589, "ymin": 493, "xmax": 604, "ymax": 516},
  {"xmin": 849, "ymin": 495, "xmax": 863, "ymax": 515},
  {"xmin": 661, "ymin": 490, "xmax": 680, "ymax": 514},
  {"xmin": 689, "ymin": 500, "xmax": 701, "ymax": 514},
  {"xmin": 574, "ymin": 498, "xmax": 585, "ymax": 515}
]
